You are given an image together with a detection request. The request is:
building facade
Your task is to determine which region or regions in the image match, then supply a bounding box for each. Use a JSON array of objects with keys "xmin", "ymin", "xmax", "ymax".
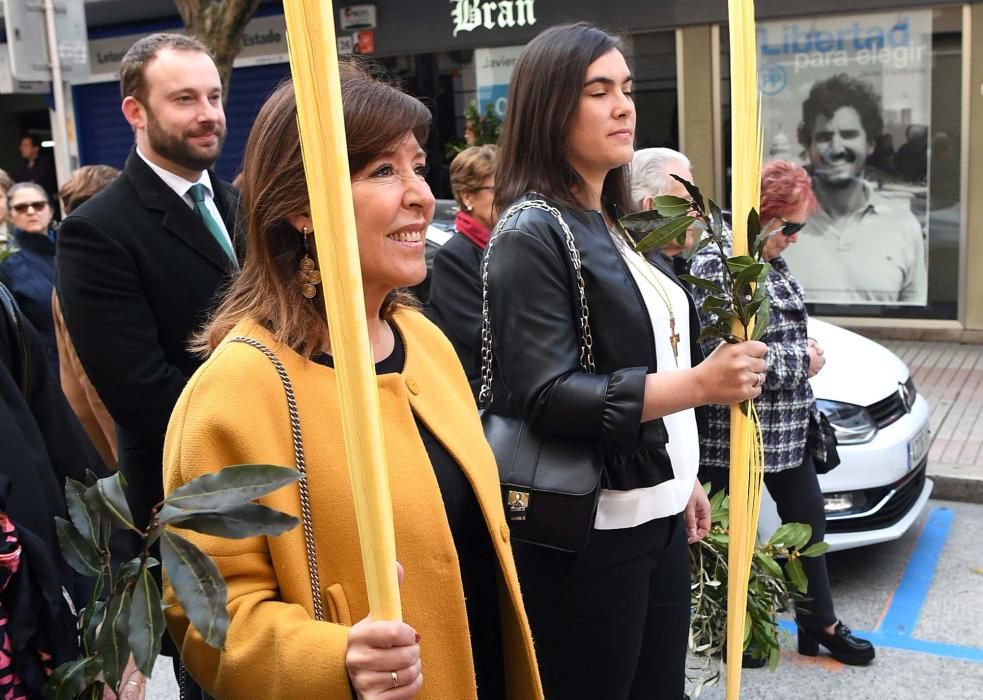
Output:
[{"xmin": 4, "ymin": 0, "xmax": 982, "ymax": 333}]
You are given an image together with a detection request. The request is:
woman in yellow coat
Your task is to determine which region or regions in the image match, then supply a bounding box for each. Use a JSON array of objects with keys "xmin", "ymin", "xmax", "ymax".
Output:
[{"xmin": 162, "ymin": 64, "xmax": 542, "ymax": 700}]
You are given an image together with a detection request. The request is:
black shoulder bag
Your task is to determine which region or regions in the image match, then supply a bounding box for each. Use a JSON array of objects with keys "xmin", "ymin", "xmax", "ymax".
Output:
[
  {"xmin": 808, "ymin": 410, "xmax": 841, "ymax": 474},
  {"xmin": 479, "ymin": 200, "xmax": 603, "ymax": 553}
]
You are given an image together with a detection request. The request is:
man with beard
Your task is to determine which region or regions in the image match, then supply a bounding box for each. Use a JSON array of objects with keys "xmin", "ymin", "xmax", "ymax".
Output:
[
  {"xmin": 55, "ymin": 33, "xmax": 241, "ymax": 697},
  {"xmin": 782, "ymin": 74, "xmax": 926, "ymax": 305}
]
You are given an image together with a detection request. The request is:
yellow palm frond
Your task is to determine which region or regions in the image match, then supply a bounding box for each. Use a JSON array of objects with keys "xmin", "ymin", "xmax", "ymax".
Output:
[{"xmin": 726, "ymin": 1, "xmax": 765, "ymax": 697}]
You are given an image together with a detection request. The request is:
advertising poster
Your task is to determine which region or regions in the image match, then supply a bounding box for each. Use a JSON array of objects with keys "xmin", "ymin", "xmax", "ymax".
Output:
[
  {"xmin": 757, "ymin": 11, "xmax": 932, "ymax": 305},
  {"xmin": 474, "ymin": 45, "xmax": 523, "ymax": 117}
]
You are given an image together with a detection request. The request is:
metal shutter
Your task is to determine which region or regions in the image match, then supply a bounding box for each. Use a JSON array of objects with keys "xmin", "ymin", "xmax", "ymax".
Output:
[
  {"xmin": 73, "ymin": 80, "xmax": 131, "ymax": 170},
  {"xmin": 73, "ymin": 61, "xmax": 291, "ymax": 183}
]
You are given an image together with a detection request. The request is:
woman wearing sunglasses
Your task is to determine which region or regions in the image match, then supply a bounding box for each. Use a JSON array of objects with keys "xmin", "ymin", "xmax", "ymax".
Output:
[
  {"xmin": 688, "ymin": 159, "xmax": 875, "ymax": 666},
  {"xmin": 0, "ymin": 182, "xmax": 59, "ymax": 373}
]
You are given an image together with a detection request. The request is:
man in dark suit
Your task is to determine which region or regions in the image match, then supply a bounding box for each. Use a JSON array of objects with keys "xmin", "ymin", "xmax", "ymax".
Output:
[
  {"xmin": 56, "ymin": 35, "xmax": 241, "ymax": 694},
  {"xmin": 58, "ymin": 32, "xmax": 241, "ymax": 529}
]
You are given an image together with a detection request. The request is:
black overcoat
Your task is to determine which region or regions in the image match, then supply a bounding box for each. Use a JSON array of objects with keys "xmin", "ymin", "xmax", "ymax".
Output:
[{"xmin": 56, "ymin": 149, "xmax": 243, "ymax": 528}]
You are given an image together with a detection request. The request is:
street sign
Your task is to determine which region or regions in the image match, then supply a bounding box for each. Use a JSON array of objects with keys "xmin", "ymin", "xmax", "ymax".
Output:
[
  {"xmin": 339, "ymin": 4, "xmax": 377, "ymax": 31},
  {"xmin": 3, "ymin": 0, "xmax": 90, "ymax": 82}
]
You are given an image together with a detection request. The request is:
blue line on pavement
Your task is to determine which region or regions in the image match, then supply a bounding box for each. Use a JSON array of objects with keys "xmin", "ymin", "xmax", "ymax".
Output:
[
  {"xmin": 863, "ymin": 633, "xmax": 983, "ymax": 663},
  {"xmin": 775, "ymin": 507, "xmax": 982, "ymax": 663},
  {"xmin": 878, "ymin": 506, "xmax": 954, "ymax": 637}
]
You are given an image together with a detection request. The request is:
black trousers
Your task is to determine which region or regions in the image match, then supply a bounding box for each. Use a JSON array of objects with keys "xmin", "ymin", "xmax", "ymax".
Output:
[
  {"xmin": 512, "ymin": 513, "xmax": 690, "ymax": 700},
  {"xmin": 710, "ymin": 458, "xmax": 837, "ymax": 630}
]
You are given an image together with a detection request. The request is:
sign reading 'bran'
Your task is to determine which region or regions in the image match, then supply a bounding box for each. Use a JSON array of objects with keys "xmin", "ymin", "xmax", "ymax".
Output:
[{"xmin": 450, "ymin": 0, "xmax": 537, "ymax": 37}]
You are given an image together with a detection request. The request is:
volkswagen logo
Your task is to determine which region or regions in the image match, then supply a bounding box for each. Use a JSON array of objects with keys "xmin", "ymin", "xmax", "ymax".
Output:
[{"xmin": 898, "ymin": 382, "xmax": 914, "ymax": 413}]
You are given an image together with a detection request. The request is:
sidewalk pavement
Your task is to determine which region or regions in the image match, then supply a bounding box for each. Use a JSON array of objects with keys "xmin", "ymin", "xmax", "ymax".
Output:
[{"xmin": 878, "ymin": 338, "xmax": 983, "ymax": 504}]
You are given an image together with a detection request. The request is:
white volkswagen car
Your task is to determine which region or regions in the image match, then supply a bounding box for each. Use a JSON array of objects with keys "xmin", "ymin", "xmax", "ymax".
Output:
[{"xmin": 756, "ymin": 318, "xmax": 933, "ymax": 552}]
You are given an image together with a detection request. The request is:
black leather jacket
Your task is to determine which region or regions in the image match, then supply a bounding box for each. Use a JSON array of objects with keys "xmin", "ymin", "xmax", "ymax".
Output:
[{"xmin": 485, "ymin": 193, "xmax": 705, "ymax": 492}]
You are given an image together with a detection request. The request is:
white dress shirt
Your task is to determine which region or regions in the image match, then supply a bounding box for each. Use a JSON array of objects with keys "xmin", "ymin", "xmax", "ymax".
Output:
[{"xmin": 136, "ymin": 148, "xmax": 233, "ymax": 253}]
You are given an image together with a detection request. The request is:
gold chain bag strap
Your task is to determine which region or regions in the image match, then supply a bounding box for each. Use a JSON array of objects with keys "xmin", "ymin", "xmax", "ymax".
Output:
[
  {"xmin": 228, "ymin": 336, "xmax": 325, "ymax": 621},
  {"xmin": 478, "ymin": 199, "xmax": 603, "ymax": 553}
]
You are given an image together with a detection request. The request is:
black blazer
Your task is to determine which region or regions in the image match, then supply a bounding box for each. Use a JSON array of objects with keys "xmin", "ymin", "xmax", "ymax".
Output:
[
  {"xmin": 426, "ymin": 231, "xmax": 485, "ymax": 400},
  {"xmin": 485, "ymin": 194, "xmax": 705, "ymax": 492},
  {"xmin": 55, "ymin": 150, "xmax": 242, "ymax": 527}
]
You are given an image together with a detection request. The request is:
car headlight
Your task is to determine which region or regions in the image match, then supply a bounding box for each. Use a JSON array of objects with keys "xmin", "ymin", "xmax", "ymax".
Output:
[
  {"xmin": 901, "ymin": 375, "xmax": 917, "ymax": 413},
  {"xmin": 815, "ymin": 399, "xmax": 877, "ymax": 445}
]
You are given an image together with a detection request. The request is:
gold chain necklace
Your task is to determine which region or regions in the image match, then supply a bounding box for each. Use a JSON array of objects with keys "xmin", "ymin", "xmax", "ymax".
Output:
[{"xmin": 609, "ymin": 225, "xmax": 681, "ymax": 364}]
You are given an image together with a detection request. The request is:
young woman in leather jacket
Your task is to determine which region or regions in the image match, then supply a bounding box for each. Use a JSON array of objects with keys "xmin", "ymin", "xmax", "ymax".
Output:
[{"xmin": 483, "ymin": 23, "xmax": 769, "ymax": 699}]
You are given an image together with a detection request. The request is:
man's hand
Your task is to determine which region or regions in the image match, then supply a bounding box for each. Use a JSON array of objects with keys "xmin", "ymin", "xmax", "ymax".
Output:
[{"xmin": 684, "ymin": 481, "xmax": 711, "ymax": 544}]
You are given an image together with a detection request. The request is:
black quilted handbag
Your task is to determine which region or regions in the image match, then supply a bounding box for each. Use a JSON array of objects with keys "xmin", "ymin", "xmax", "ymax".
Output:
[{"xmin": 478, "ymin": 200, "xmax": 602, "ymax": 553}]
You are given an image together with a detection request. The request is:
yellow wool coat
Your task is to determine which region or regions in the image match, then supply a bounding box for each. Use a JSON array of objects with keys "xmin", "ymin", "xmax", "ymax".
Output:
[{"xmin": 162, "ymin": 311, "xmax": 542, "ymax": 699}]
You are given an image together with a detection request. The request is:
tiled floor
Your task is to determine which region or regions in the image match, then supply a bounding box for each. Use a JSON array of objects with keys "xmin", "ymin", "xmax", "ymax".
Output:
[{"xmin": 881, "ymin": 340, "xmax": 983, "ymax": 467}]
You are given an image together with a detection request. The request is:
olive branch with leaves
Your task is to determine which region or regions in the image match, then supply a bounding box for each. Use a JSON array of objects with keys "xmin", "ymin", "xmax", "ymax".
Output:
[
  {"xmin": 687, "ymin": 486, "xmax": 830, "ymax": 696},
  {"xmin": 618, "ymin": 174, "xmax": 772, "ymax": 348},
  {"xmin": 45, "ymin": 466, "xmax": 300, "ymax": 700}
]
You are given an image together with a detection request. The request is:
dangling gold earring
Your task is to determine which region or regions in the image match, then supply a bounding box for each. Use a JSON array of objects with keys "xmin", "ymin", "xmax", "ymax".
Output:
[{"xmin": 298, "ymin": 226, "xmax": 321, "ymax": 299}]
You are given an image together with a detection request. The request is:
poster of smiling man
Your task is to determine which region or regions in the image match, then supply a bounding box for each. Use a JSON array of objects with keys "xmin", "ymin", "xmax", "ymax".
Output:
[{"xmin": 757, "ymin": 11, "xmax": 932, "ymax": 306}]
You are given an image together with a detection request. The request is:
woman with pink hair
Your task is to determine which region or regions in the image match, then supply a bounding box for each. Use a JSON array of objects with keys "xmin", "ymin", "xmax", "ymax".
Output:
[{"xmin": 689, "ymin": 160, "xmax": 876, "ymax": 667}]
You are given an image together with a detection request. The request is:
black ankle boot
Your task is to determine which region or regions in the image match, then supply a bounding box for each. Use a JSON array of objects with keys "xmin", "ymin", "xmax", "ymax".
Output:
[{"xmin": 797, "ymin": 622, "xmax": 875, "ymax": 665}]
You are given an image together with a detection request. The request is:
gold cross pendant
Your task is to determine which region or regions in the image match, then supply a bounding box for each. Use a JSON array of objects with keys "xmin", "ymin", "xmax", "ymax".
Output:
[{"xmin": 669, "ymin": 317, "xmax": 680, "ymax": 362}]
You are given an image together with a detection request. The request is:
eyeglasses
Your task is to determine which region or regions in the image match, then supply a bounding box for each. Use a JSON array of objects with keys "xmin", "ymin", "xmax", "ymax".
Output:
[
  {"xmin": 472, "ymin": 185, "xmax": 495, "ymax": 192},
  {"xmin": 779, "ymin": 219, "xmax": 806, "ymax": 236},
  {"xmin": 11, "ymin": 200, "xmax": 48, "ymax": 214}
]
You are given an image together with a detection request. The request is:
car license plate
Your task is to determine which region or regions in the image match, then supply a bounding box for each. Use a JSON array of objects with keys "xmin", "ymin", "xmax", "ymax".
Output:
[{"xmin": 908, "ymin": 424, "xmax": 931, "ymax": 471}]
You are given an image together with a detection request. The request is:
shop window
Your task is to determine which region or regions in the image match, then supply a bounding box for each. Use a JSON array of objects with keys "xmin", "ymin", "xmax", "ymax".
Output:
[
  {"xmin": 719, "ymin": 6, "xmax": 962, "ymax": 320},
  {"xmin": 624, "ymin": 31, "xmax": 679, "ymax": 152}
]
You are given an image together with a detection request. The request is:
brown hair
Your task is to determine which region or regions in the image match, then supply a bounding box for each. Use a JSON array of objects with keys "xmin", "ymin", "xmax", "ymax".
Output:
[
  {"xmin": 120, "ymin": 33, "xmax": 211, "ymax": 103},
  {"xmin": 59, "ymin": 165, "xmax": 120, "ymax": 214},
  {"xmin": 760, "ymin": 160, "xmax": 818, "ymax": 224},
  {"xmin": 495, "ymin": 23, "xmax": 632, "ymax": 220},
  {"xmin": 194, "ymin": 60, "xmax": 431, "ymax": 356},
  {"xmin": 0, "ymin": 168, "xmax": 13, "ymax": 193},
  {"xmin": 449, "ymin": 144, "xmax": 498, "ymax": 210}
]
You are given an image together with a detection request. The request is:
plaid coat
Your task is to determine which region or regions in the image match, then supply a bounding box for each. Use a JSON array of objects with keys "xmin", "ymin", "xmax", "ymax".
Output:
[{"xmin": 687, "ymin": 234, "xmax": 824, "ymax": 473}]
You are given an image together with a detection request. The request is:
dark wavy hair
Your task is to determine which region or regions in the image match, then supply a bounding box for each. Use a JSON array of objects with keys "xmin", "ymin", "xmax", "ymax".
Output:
[
  {"xmin": 798, "ymin": 73, "xmax": 883, "ymax": 147},
  {"xmin": 494, "ymin": 23, "xmax": 632, "ymax": 220}
]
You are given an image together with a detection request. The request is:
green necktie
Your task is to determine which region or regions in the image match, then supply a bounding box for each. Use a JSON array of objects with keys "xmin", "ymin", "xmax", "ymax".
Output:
[{"xmin": 188, "ymin": 183, "xmax": 238, "ymax": 268}]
